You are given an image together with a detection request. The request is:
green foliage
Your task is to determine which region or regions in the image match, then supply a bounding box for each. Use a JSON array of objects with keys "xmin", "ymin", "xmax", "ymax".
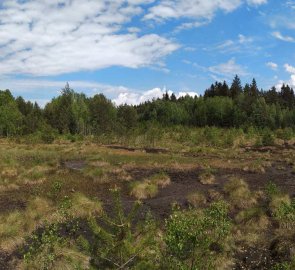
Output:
[
  {"xmin": 163, "ymin": 201, "xmax": 231, "ymax": 269},
  {"xmin": 274, "ymin": 199, "xmax": 295, "ymax": 223},
  {"xmin": 24, "ymin": 224, "xmax": 63, "ymax": 270},
  {"xmin": 261, "ymin": 128, "xmax": 275, "ymax": 146},
  {"xmin": 1, "ymin": 77, "xmax": 295, "ymax": 139},
  {"xmin": 272, "ymin": 257, "xmax": 295, "ymax": 270},
  {"xmin": 80, "ymin": 188, "xmax": 159, "ymax": 269},
  {"xmin": 276, "ymin": 128, "xmax": 294, "ymax": 142},
  {"xmin": 266, "ymin": 181, "xmax": 281, "ymax": 198}
]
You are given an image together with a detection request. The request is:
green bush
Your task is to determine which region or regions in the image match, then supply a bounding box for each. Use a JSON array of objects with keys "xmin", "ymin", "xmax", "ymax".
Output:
[{"xmin": 163, "ymin": 201, "xmax": 231, "ymax": 269}]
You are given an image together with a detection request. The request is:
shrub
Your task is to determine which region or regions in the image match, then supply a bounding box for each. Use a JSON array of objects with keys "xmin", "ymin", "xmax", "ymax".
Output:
[
  {"xmin": 163, "ymin": 201, "xmax": 231, "ymax": 269},
  {"xmin": 40, "ymin": 129, "xmax": 55, "ymax": 144},
  {"xmin": 79, "ymin": 188, "xmax": 159, "ymax": 269},
  {"xmin": 276, "ymin": 128, "xmax": 294, "ymax": 143},
  {"xmin": 261, "ymin": 128, "xmax": 275, "ymax": 146},
  {"xmin": 266, "ymin": 181, "xmax": 281, "ymax": 198}
]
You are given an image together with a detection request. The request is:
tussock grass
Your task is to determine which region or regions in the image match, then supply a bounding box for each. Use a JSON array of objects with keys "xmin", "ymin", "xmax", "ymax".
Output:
[
  {"xmin": 21, "ymin": 244, "xmax": 90, "ymax": 270},
  {"xmin": 70, "ymin": 193, "xmax": 102, "ymax": 218},
  {"xmin": 83, "ymin": 166, "xmax": 108, "ymax": 183},
  {"xmin": 224, "ymin": 177, "xmax": 257, "ymax": 209},
  {"xmin": 187, "ymin": 192, "xmax": 207, "ymax": 208},
  {"xmin": 150, "ymin": 172, "xmax": 171, "ymax": 188},
  {"xmin": 130, "ymin": 172, "xmax": 170, "ymax": 200},
  {"xmin": 269, "ymin": 194, "xmax": 291, "ymax": 215},
  {"xmin": 130, "ymin": 181, "xmax": 158, "ymax": 200},
  {"xmin": 243, "ymin": 160, "xmax": 266, "ymax": 174},
  {"xmin": 0, "ymin": 197, "xmax": 54, "ymax": 251},
  {"xmin": 111, "ymin": 168, "xmax": 132, "ymax": 181},
  {"xmin": 199, "ymin": 169, "xmax": 216, "ymax": 185}
]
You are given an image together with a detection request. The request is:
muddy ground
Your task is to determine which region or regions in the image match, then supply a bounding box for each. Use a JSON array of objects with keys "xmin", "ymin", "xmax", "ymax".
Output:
[{"xmin": 0, "ymin": 145, "xmax": 295, "ymax": 269}]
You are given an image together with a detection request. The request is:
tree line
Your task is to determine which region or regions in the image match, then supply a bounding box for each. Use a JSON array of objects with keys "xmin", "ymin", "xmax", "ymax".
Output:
[{"xmin": 0, "ymin": 76, "xmax": 295, "ymax": 138}]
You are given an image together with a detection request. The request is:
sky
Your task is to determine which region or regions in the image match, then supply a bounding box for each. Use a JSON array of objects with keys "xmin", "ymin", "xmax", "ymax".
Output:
[{"xmin": 0, "ymin": 0, "xmax": 295, "ymax": 106}]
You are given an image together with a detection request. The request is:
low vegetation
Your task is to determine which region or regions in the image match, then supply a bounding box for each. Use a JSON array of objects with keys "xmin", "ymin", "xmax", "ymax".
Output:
[{"xmin": 0, "ymin": 105, "xmax": 294, "ymax": 269}]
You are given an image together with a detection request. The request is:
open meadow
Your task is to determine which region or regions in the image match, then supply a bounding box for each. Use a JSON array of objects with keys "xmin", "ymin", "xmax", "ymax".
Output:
[{"xmin": 0, "ymin": 132, "xmax": 295, "ymax": 269}]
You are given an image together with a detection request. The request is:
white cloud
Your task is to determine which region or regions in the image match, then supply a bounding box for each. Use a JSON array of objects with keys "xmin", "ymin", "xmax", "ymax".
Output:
[
  {"xmin": 238, "ymin": 34, "xmax": 253, "ymax": 44},
  {"xmin": 145, "ymin": 0, "xmax": 267, "ymax": 25},
  {"xmin": 113, "ymin": 88, "xmax": 198, "ymax": 105},
  {"xmin": 284, "ymin": 64, "xmax": 295, "ymax": 87},
  {"xmin": 0, "ymin": 77, "xmax": 132, "ymax": 98},
  {"xmin": 209, "ymin": 58, "xmax": 248, "ymax": 77},
  {"xmin": 266, "ymin": 62, "xmax": 278, "ymax": 70},
  {"xmin": 272, "ymin": 31, "xmax": 294, "ymax": 42},
  {"xmin": 276, "ymin": 64, "xmax": 295, "ymax": 89},
  {"xmin": 0, "ymin": 0, "xmax": 179, "ymax": 76},
  {"xmin": 247, "ymin": 0, "xmax": 267, "ymax": 6},
  {"xmin": 284, "ymin": 64, "xmax": 295, "ymax": 74},
  {"xmin": 207, "ymin": 34, "xmax": 258, "ymax": 55}
]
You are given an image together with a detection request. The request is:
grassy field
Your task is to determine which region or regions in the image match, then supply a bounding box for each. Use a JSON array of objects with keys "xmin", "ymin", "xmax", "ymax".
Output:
[{"xmin": 0, "ymin": 134, "xmax": 295, "ymax": 269}]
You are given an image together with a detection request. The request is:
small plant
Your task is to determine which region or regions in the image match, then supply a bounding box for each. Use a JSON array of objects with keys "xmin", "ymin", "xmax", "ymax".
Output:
[
  {"xmin": 261, "ymin": 129, "xmax": 275, "ymax": 146},
  {"xmin": 79, "ymin": 188, "xmax": 159, "ymax": 269},
  {"xmin": 163, "ymin": 201, "xmax": 231, "ymax": 269},
  {"xmin": 24, "ymin": 223, "xmax": 63, "ymax": 270},
  {"xmin": 272, "ymin": 257, "xmax": 295, "ymax": 270},
  {"xmin": 49, "ymin": 180, "xmax": 63, "ymax": 200},
  {"xmin": 266, "ymin": 181, "xmax": 281, "ymax": 198},
  {"xmin": 273, "ymin": 199, "xmax": 295, "ymax": 226}
]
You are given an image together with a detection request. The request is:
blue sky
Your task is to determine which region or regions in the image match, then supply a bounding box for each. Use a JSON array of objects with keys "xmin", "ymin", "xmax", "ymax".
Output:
[{"xmin": 0, "ymin": 0, "xmax": 294, "ymax": 105}]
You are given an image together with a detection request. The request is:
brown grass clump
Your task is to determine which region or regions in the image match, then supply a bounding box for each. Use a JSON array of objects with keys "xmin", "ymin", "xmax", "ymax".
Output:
[
  {"xmin": 1, "ymin": 167, "xmax": 18, "ymax": 178},
  {"xmin": 20, "ymin": 244, "xmax": 90, "ymax": 270},
  {"xmin": 187, "ymin": 192, "xmax": 207, "ymax": 208},
  {"xmin": 130, "ymin": 172, "xmax": 170, "ymax": 200},
  {"xmin": 112, "ymin": 168, "xmax": 132, "ymax": 181},
  {"xmin": 150, "ymin": 172, "xmax": 171, "ymax": 188},
  {"xmin": 208, "ymin": 189, "xmax": 223, "ymax": 201},
  {"xmin": 70, "ymin": 193, "xmax": 103, "ymax": 218},
  {"xmin": 224, "ymin": 177, "xmax": 257, "ymax": 209},
  {"xmin": 199, "ymin": 171, "xmax": 216, "ymax": 185},
  {"xmin": 233, "ymin": 207, "xmax": 270, "ymax": 246},
  {"xmin": 235, "ymin": 207, "xmax": 269, "ymax": 230},
  {"xmin": 83, "ymin": 166, "xmax": 108, "ymax": 183},
  {"xmin": 269, "ymin": 194, "xmax": 291, "ymax": 214},
  {"xmin": 0, "ymin": 197, "xmax": 54, "ymax": 252},
  {"xmin": 130, "ymin": 181, "xmax": 158, "ymax": 200},
  {"xmin": 243, "ymin": 162, "xmax": 265, "ymax": 174}
]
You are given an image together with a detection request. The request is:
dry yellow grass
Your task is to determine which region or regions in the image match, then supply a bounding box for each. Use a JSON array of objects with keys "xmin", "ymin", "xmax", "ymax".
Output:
[
  {"xmin": 130, "ymin": 180, "xmax": 158, "ymax": 200},
  {"xmin": 199, "ymin": 171, "xmax": 216, "ymax": 185},
  {"xmin": 224, "ymin": 177, "xmax": 257, "ymax": 209},
  {"xmin": 187, "ymin": 192, "xmax": 207, "ymax": 208}
]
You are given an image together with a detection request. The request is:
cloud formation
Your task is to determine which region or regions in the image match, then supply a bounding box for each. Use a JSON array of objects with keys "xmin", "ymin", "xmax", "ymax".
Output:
[
  {"xmin": 272, "ymin": 31, "xmax": 294, "ymax": 42},
  {"xmin": 0, "ymin": 0, "xmax": 179, "ymax": 76},
  {"xmin": 113, "ymin": 88, "xmax": 198, "ymax": 105},
  {"xmin": 145, "ymin": 0, "xmax": 267, "ymax": 30},
  {"xmin": 277, "ymin": 64, "xmax": 295, "ymax": 88},
  {"xmin": 209, "ymin": 58, "xmax": 248, "ymax": 77},
  {"xmin": 266, "ymin": 62, "xmax": 278, "ymax": 70}
]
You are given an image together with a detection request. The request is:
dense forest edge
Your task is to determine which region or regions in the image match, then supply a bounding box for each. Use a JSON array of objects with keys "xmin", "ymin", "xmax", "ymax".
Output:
[{"xmin": 0, "ymin": 75, "xmax": 295, "ymax": 146}]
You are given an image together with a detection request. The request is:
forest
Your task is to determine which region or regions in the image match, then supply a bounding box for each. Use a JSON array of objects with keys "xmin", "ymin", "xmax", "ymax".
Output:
[{"xmin": 0, "ymin": 75, "xmax": 295, "ymax": 140}]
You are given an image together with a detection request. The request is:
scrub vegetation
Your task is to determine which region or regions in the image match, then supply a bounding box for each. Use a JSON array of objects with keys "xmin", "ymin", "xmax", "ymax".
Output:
[{"xmin": 0, "ymin": 77, "xmax": 295, "ymax": 269}]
